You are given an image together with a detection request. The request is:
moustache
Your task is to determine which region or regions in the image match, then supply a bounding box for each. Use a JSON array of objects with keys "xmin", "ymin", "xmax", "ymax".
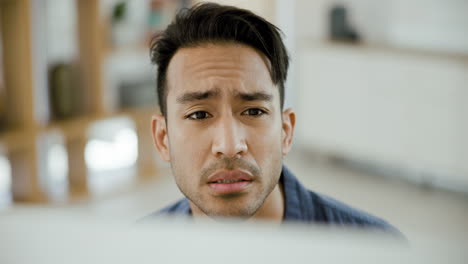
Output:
[{"xmin": 200, "ymin": 157, "xmax": 261, "ymax": 181}]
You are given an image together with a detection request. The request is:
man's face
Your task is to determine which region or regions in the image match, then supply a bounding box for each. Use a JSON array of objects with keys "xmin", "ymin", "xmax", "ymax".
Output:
[{"xmin": 152, "ymin": 43, "xmax": 295, "ymax": 219}]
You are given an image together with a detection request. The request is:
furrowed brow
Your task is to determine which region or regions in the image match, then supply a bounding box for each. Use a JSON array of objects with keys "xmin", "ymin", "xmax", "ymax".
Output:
[
  {"xmin": 236, "ymin": 91, "xmax": 273, "ymax": 102},
  {"xmin": 176, "ymin": 89, "xmax": 220, "ymax": 104}
]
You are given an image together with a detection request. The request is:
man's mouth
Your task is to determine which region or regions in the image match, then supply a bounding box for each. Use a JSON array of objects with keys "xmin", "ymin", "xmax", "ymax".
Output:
[
  {"xmin": 211, "ymin": 179, "xmax": 246, "ymax": 183},
  {"xmin": 207, "ymin": 170, "xmax": 253, "ymax": 195}
]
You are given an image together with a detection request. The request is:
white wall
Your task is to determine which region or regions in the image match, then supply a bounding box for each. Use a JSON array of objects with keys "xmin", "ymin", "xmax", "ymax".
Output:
[
  {"xmin": 293, "ymin": 0, "xmax": 468, "ymax": 190},
  {"xmin": 295, "ymin": 42, "xmax": 468, "ymax": 190}
]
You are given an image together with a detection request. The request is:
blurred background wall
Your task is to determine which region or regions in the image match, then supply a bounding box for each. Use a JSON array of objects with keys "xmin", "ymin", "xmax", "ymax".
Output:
[
  {"xmin": 294, "ymin": 0, "xmax": 468, "ymax": 192},
  {"xmin": 0, "ymin": 0, "xmax": 467, "ymax": 241}
]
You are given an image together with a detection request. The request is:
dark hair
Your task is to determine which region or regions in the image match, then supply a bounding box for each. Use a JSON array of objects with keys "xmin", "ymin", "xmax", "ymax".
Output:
[{"xmin": 150, "ymin": 2, "xmax": 289, "ymax": 116}]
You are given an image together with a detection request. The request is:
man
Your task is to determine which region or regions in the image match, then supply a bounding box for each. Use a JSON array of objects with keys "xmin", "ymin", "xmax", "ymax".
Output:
[{"xmin": 147, "ymin": 2, "xmax": 398, "ymax": 232}]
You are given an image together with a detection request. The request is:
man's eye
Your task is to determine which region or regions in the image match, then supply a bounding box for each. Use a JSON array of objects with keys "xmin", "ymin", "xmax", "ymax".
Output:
[
  {"xmin": 242, "ymin": 108, "xmax": 266, "ymax": 116},
  {"xmin": 187, "ymin": 111, "xmax": 212, "ymax": 120}
]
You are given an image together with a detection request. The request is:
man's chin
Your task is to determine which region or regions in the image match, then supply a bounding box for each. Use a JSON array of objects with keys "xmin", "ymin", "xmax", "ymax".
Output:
[
  {"xmin": 194, "ymin": 201, "xmax": 260, "ymax": 220},
  {"xmin": 187, "ymin": 192, "xmax": 266, "ymax": 220},
  {"xmin": 202, "ymin": 207, "xmax": 255, "ymax": 219}
]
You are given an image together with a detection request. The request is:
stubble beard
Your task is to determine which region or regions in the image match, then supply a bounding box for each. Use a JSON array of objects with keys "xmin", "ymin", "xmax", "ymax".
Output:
[{"xmin": 171, "ymin": 154, "xmax": 283, "ymax": 220}]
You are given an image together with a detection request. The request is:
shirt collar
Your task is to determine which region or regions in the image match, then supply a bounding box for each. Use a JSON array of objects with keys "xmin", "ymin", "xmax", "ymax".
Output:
[{"xmin": 281, "ymin": 165, "xmax": 315, "ymax": 222}]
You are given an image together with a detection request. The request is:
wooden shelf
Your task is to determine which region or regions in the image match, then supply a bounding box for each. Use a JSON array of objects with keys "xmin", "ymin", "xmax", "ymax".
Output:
[
  {"xmin": 0, "ymin": 129, "xmax": 33, "ymax": 153},
  {"xmin": 0, "ymin": 0, "xmax": 167, "ymax": 204},
  {"xmin": 43, "ymin": 106, "xmax": 157, "ymax": 137},
  {"xmin": 298, "ymin": 38, "xmax": 468, "ymax": 63},
  {"xmin": 0, "ymin": 105, "xmax": 157, "ymax": 148}
]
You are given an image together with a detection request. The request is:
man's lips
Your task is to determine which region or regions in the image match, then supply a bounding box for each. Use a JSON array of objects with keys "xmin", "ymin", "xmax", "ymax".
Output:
[
  {"xmin": 207, "ymin": 169, "xmax": 253, "ymax": 183},
  {"xmin": 207, "ymin": 170, "xmax": 253, "ymax": 194}
]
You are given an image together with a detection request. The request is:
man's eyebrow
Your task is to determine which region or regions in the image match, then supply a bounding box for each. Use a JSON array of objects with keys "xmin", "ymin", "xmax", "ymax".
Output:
[
  {"xmin": 176, "ymin": 89, "xmax": 220, "ymax": 104},
  {"xmin": 236, "ymin": 91, "xmax": 273, "ymax": 102}
]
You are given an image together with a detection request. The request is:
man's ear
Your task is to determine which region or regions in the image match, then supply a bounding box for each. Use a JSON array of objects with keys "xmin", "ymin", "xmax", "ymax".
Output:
[
  {"xmin": 281, "ymin": 108, "xmax": 296, "ymax": 156},
  {"xmin": 151, "ymin": 114, "xmax": 171, "ymax": 162}
]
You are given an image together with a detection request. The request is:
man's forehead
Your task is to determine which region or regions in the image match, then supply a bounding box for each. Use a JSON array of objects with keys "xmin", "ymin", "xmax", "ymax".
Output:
[
  {"xmin": 166, "ymin": 43, "xmax": 277, "ymax": 99},
  {"xmin": 169, "ymin": 42, "xmax": 270, "ymax": 70}
]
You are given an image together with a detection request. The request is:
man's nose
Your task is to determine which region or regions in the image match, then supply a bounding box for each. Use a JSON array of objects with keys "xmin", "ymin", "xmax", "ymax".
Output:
[{"xmin": 211, "ymin": 114, "xmax": 248, "ymax": 158}]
